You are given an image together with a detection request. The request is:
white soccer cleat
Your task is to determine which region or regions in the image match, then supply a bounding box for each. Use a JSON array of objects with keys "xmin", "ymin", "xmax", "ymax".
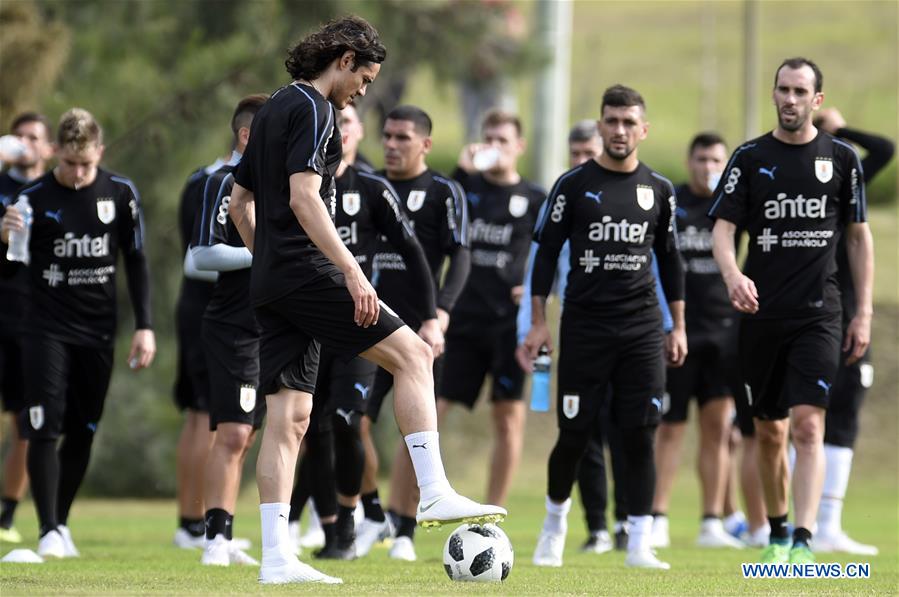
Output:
[
  {"xmin": 813, "ymin": 530, "xmax": 879, "ymax": 556},
  {"xmin": 739, "ymin": 524, "xmax": 770, "ymax": 548},
  {"xmin": 173, "ymin": 528, "xmax": 206, "ymax": 549},
  {"xmin": 259, "ymin": 554, "xmax": 342, "ymax": 584},
  {"xmin": 650, "ymin": 516, "xmax": 670, "ymax": 549},
  {"xmin": 533, "ymin": 530, "xmax": 565, "ymax": 567},
  {"xmin": 37, "ymin": 530, "xmax": 65, "ymax": 559},
  {"xmin": 299, "ymin": 511, "xmax": 325, "ymax": 549},
  {"xmin": 388, "ymin": 536, "xmax": 417, "ymax": 561},
  {"xmin": 355, "ymin": 518, "xmax": 393, "ymax": 557},
  {"xmin": 581, "ymin": 530, "xmax": 613, "ymax": 554},
  {"xmin": 415, "ymin": 492, "xmax": 506, "ymax": 528},
  {"xmin": 201, "ymin": 535, "xmax": 231, "ymax": 567},
  {"xmin": 57, "ymin": 525, "xmax": 80, "ymax": 558},
  {"xmin": 231, "ymin": 536, "xmax": 252, "ymax": 551},
  {"xmin": 625, "ymin": 548, "xmax": 671, "ymax": 569},
  {"xmin": 288, "ymin": 521, "xmax": 302, "ymax": 556},
  {"xmin": 697, "ymin": 519, "xmax": 745, "ymax": 549},
  {"xmin": 229, "ymin": 544, "xmax": 260, "ymax": 566}
]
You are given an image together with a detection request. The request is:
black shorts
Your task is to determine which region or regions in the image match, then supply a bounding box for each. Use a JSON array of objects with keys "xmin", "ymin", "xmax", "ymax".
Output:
[
  {"xmin": 18, "ymin": 335, "xmax": 113, "ymax": 440},
  {"xmin": 309, "ymin": 348, "xmax": 378, "ymax": 433},
  {"xmin": 173, "ymin": 296, "xmax": 210, "ymax": 412},
  {"xmin": 439, "ymin": 320, "xmax": 524, "ymax": 409},
  {"xmin": 367, "ymin": 355, "xmax": 443, "ymax": 423},
  {"xmin": 202, "ymin": 320, "xmax": 266, "ymax": 431},
  {"xmin": 253, "ymin": 278, "xmax": 403, "ymax": 397},
  {"xmin": 557, "ymin": 307, "xmax": 665, "ymax": 431},
  {"xmin": 663, "ymin": 343, "xmax": 737, "ymax": 423},
  {"xmin": 824, "ymin": 349, "xmax": 872, "ymax": 448},
  {"xmin": 732, "ymin": 377, "xmax": 755, "ymax": 437},
  {"xmin": 738, "ymin": 313, "xmax": 841, "ymax": 421},
  {"xmin": 0, "ymin": 330, "xmax": 25, "ymax": 413}
]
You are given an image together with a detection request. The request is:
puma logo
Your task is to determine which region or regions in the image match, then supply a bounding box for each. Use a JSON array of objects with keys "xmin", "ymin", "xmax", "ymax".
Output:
[
  {"xmin": 759, "ymin": 166, "xmax": 777, "ymax": 180},
  {"xmin": 817, "ymin": 379, "xmax": 832, "ymax": 394},
  {"xmin": 651, "ymin": 397, "xmax": 662, "ymax": 411},
  {"xmin": 412, "ymin": 442, "xmax": 429, "ymax": 450},
  {"xmin": 45, "ymin": 209, "xmax": 63, "ymax": 223},
  {"xmin": 354, "ymin": 383, "xmax": 370, "ymax": 400},
  {"xmin": 584, "ymin": 190, "xmax": 603, "ymax": 204}
]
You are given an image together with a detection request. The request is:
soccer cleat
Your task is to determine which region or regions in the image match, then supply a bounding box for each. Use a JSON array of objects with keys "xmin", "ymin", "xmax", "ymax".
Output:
[
  {"xmin": 788, "ymin": 544, "xmax": 815, "ymax": 564},
  {"xmin": 58, "ymin": 525, "xmax": 80, "ymax": 557},
  {"xmin": 173, "ymin": 528, "xmax": 206, "ymax": 549},
  {"xmin": 314, "ymin": 542, "xmax": 356, "ymax": 560},
  {"xmin": 0, "ymin": 526, "xmax": 23, "ymax": 543},
  {"xmin": 614, "ymin": 525, "xmax": 629, "ymax": 551},
  {"xmin": 232, "ymin": 536, "xmax": 252, "ymax": 551},
  {"xmin": 388, "ymin": 536, "xmax": 417, "ymax": 561},
  {"xmin": 288, "ymin": 521, "xmax": 302, "ymax": 556},
  {"xmin": 201, "ymin": 535, "xmax": 231, "ymax": 566},
  {"xmin": 259, "ymin": 555, "xmax": 342, "ymax": 584},
  {"xmin": 533, "ymin": 530, "xmax": 565, "ymax": 567},
  {"xmin": 625, "ymin": 549, "xmax": 671, "ymax": 569},
  {"xmin": 299, "ymin": 513, "xmax": 325, "ymax": 549},
  {"xmin": 650, "ymin": 516, "xmax": 670, "ymax": 548},
  {"xmin": 415, "ymin": 492, "xmax": 506, "ymax": 528},
  {"xmin": 580, "ymin": 530, "xmax": 613, "ymax": 554},
  {"xmin": 739, "ymin": 525, "xmax": 771, "ymax": 548},
  {"xmin": 813, "ymin": 531, "xmax": 878, "ymax": 556},
  {"xmin": 355, "ymin": 518, "xmax": 393, "ymax": 557},
  {"xmin": 696, "ymin": 519, "xmax": 745, "ymax": 549},
  {"xmin": 37, "ymin": 529, "xmax": 65, "ymax": 559},
  {"xmin": 723, "ymin": 511, "xmax": 748, "ymax": 538},
  {"xmin": 760, "ymin": 542, "xmax": 790, "ymax": 564},
  {"xmin": 228, "ymin": 544, "xmax": 260, "ymax": 566}
]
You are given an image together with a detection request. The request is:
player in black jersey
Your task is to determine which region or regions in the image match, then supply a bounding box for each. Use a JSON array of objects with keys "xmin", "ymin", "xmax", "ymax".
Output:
[
  {"xmin": 357, "ymin": 105, "xmax": 470, "ymax": 562},
  {"xmin": 649, "ymin": 133, "xmax": 746, "ymax": 549},
  {"xmin": 525, "ymin": 85, "xmax": 686, "ymax": 570},
  {"xmin": 225, "ymin": 17, "xmax": 503, "ymax": 584},
  {"xmin": 288, "ymin": 104, "xmax": 437, "ymax": 560},
  {"xmin": 436, "ymin": 110, "xmax": 543, "ymax": 509},
  {"xmin": 0, "ymin": 112, "xmax": 54, "ymax": 545},
  {"xmin": 0, "ymin": 108, "xmax": 155, "ymax": 559},
  {"xmin": 186, "ymin": 94, "xmax": 268, "ymax": 567},
  {"xmin": 809, "ymin": 107, "xmax": 893, "ymax": 555},
  {"xmin": 709, "ymin": 58, "xmax": 873, "ymax": 565}
]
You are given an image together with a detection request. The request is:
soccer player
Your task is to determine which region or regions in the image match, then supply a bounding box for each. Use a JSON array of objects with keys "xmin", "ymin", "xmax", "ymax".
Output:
[
  {"xmin": 525, "ymin": 85, "xmax": 686, "ymax": 570},
  {"xmin": 0, "ymin": 112, "xmax": 54, "ymax": 544},
  {"xmin": 225, "ymin": 17, "xmax": 504, "ymax": 584},
  {"xmin": 709, "ymin": 58, "xmax": 873, "ymax": 565},
  {"xmin": 0, "ymin": 108, "xmax": 155, "ymax": 558},
  {"xmin": 356, "ymin": 105, "xmax": 472, "ymax": 562},
  {"xmin": 436, "ymin": 110, "xmax": 544, "ymax": 508},
  {"xmin": 188, "ymin": 94, "xmax": 268, "ymax": 566},
  {"xmin": 649, "ymin": 133, "xmax": 744, "ymax": 549},
  {"xmin": 810, "ymin": 107, "xmax": 893, "ymax": 555}
]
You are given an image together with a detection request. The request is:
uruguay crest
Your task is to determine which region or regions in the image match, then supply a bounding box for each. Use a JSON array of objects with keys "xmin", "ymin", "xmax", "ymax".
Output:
[
  {"xmin": 636, "ymin": 186, "xmax": 655, "ymax": 211},
  {"xmin": 29, "ymin": 406, "xmax": 44, "ymax": 430},
  {"xmin": 508, "ymin": 194, "xmax": 528, "ymax": 218},
  {"xmin": 407, "ymin": 190, "xmax": 426, "ymax": 212},
  {"xmin": 342, "ymin": 192, "xmax": 361, "ymax": 216},
  {"xmin": 96, "ymin": 197, "xmax": 116, "ymax": 224},
  {"xmin": 239, "ymin": 385, "xmax": 256, "ymax": 413},
  {"xmin": 815, "ymin": 158, "xmax": 833, "ymax": 183},
  {"xmin": 562, "ymin": 394, "xmax": 580, "ymax": 419}
]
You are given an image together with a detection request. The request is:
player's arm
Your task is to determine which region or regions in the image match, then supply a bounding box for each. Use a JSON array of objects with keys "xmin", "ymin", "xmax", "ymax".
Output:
[
  {"xmin": 653, "ymin": 192, "xmax": 686, "ymax": 367},
  {"xmin": 436, "ymin": 178, "xmax": 472, "ymax": 332},
  {"xmin": 228, "ymin": 182, "xmax": 255, "ymax": 253},
  {"xmin": 818, "ymin": 109, "xmax": 896, "ymax": 182},
  {"xmin": 117, "ymin": 181, "xmax": 155, "ymax": 370},
  {"xmin": 290, "ymin": 170, "xmax": 378, "ymax": 327},
  {"xmin": 192, "ymin": 173, "xmax": 252, "ymax": 273},
  {"xmin": 712, "ymin": 219, "xmax": 757, "ymax": 313},
  {"xmin": 843, "ymin": 222, "xmax": 873, "ymax": 365},
  {"xmin": 182, "ymin": 249, "xmax": 218, "ymax": 282}
]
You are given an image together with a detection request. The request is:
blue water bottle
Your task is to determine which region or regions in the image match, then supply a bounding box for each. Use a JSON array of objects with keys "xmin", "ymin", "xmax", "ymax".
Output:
[{"xmin": 530, "ymin": 347, "xmax": 551, "ymax": 412}]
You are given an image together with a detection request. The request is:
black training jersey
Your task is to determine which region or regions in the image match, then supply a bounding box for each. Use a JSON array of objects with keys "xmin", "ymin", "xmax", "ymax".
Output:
[
  {"xmin": 192, "ymin": 164, "xmax": 256, "ymax": 332},
  {"xmin": 372, "ymin": 169, "xmax": 469, "ymax": 325},
  {"xmin": 18, "ymin": 168, "xmax": 152, "ymax": 346},
  {"xmin": 708, "ymin": 132, "xmax": 866, "ymax": 319},
  {"xmin": 674, "ymin": 184, "xmax": 734, "ymax": 344},
  {"xmin": 177, "ymin": 165, "xmax": 215, "ymax": 309},
  {"xmin": 450, "ymin": 168, "xmax": 544, "ymax": 324},
  {"xmin": 234, "ymin": 83, "xmax": 342, "ymax": 306},
  {"xmin": 533, "ymin": 160, "xmax": 684, "ymax": 316},
  {"xmin": 0, "ymin": 170, "xmax": 32, "ymax": 333}
]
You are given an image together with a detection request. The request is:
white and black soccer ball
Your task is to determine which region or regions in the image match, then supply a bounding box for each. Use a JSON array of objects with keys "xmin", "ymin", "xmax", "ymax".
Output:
[{"xmin": 443, "ymin": 523, "xmax": 513, "ymax": 582}]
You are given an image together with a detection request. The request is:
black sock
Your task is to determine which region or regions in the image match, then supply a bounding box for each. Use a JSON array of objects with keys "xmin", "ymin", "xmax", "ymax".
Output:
[
  {"xmin": 28, "ymin": 438, "xmax": 59, "ymax": 537},
  {"xmin": 0, "ymin": 497, "xmax": 18, "ymax": 529},
  {"xmin": 702, "ymin": 513, "xmax": 718, "ymax": 521},
  {"xmin": 396, "ymin": 515, "xmax": 416, "ymax": 540},
  {"xmin": 337, "ymin": 505, "xmax": 355, "ymax": 545},
  {"xmin": 792, "ymin": 526, "xmax": 812, "ymax": 548},
  {"xmin": 321, "ymin": 521, "xmax": 337, "ymax": 548},
  {"xmin": 362, "ymin": 491, "xmax": 386, "ymax": 522},
  {"xmin": 180, "ymin": 516, "xmax": 205, "ymax": 537},
  {"xmin": 768, "ymin": 514, "xmax": 790, "ymax": 543},
  {"xmin": 651, "ymin": 511, "xmax": 666, "ymax": 518},
  {"xmin": 205, "ymin": 508, "xmax": 231, "ymax": 541}
]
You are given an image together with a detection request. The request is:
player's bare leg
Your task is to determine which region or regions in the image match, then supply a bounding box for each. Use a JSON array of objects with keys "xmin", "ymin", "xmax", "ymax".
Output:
[
  {"xmin": 652, "ymin": 422, "xmax": 687, "ymax": 515},
  {"xmin": 0, "ymin": 415, "xmax": 28, "ymax": 542},
  {"xmin": 789, "ymin": 405, "xmax": 825, "ymax": 533},
  {"xmin": 488, "ymin": 400, "xmax": 525, "ymax": 506},
  {"xmin": 755, "ymin": 419, "xmax": 790, "ymax": 516},
  {"xmin": 175, "ymin": 410, "xmax": 214, "ymax": 547},
  {"xmin": 696, "ymin": 398, "xmax": 743, "ymax": 547},
  {"xmin": 739, "ymin": 436, "xmax": 769, "ymax": 543}
]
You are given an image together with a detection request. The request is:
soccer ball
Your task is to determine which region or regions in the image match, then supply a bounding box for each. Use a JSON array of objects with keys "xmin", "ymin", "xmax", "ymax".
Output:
[{"xmin": 443, "ymin": 523, "xmax": 513, "ymax": 582}]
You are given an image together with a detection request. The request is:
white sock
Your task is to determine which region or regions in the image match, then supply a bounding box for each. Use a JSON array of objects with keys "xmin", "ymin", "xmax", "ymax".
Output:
[
  {"xmin": 818, "ymin": 444, "xmax": 853, "ymax": 535},
  {"xmin": 542, "ymin": 496, "xmax": 571, "ymax": 534},
  {"xmin": 404, "ymin": 431, "xmax": 451, "ymax": 502},
  {"xmin": 627, "ymin": 515, "xmax": 653, "ymax": 553},
  {"xmin": 260, "ymin": 503, "xmax": 291, "ymax": 556}
]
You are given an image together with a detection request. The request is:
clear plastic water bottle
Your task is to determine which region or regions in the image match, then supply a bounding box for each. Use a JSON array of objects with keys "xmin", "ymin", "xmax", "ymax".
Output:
[
  {"xmin": 6, "ymin": 196, "xmax": 32, "ymax": 264},
  {"xmin": 530, "ymin": 347, "xmax": 551, "ymax": 412}
]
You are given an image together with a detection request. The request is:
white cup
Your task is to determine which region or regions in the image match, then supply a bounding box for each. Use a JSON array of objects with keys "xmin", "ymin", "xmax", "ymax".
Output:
[{"xmin": 473, "ymin": 147, "xmax": 500, "ymax": 171}]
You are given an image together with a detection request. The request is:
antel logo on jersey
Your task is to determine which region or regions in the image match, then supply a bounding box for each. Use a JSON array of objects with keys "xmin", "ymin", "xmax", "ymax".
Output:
[
  {"xmin": 678, "ymin": 225, "xmax": 713, "ymax": 251},
  {"xmin": 470, "ymin": 219, "xmax": 513, "ymax": 246},
  {"xmin": 53, "ymin": 232, "xmax": 111, "ymax": 258},
  {"xmin": 216, "ymin": 195, "xmax": 232, "ymax": 225},
  {"xmin": 588, "ymin": 216, "xmax": 649, "ymax": 244},
  {"xmin": 508, "ymin": 194, "xmax": 529, "ymax": 218},
  {"xmin": 815, "ymin": 158, "xmax": 833, "ymax": 183},
  {"xmin": 764, "ymin": 193, "xmax": 827, "ymax": 220},
  {"xmin": 337, "ymin": 221, "xmax": 358, "ymax": 246},
  {"xmin": 342, "ymin": 192, "xmax": 361, "ymax": 216},
  {"xmin": 635, "ymin": 185, "xmax": 654, "ymax": 211},
  {"xmin": 96, "ymin": 197, "xmax": 116, "ymax": 224},
  {"xmin": 407, "ymin": 190, "xmax": 426, "ymax": 212}
]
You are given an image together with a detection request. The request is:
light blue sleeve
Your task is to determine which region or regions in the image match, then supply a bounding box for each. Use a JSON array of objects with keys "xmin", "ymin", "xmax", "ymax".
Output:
[{"xmin": 651, "ymin": 251, "xmax": 673, "ymax": 333}]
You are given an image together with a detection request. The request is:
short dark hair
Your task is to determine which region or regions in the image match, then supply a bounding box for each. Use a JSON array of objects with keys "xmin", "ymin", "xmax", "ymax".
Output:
[
  {"xmin": 568, "ymin": 119, "xmax": 599, "ymax": 144},
  {"xmin": 481, "ymin": 109, "xmax": 522, "ymax": 137},
  {"xmin": 285, "ymin": 15, "xmax": 386, "ymax": 81},
  {"xmin": 9, "ymin": 111, "xmax": 52, "ymax": 139},
  {"xmin": 688, "ymin": 132, "xmax": 727, "ymax": 155},
  {"xmin": 601, "ymin": 84, "xmax": 646, "ymax": 114},
  {"xmin": 774, "ymin": 57, "xmax": 823, "ymax": 93},
  {"xmin": 231, "ymin": 94, "xmax": 268, "ymax": 137},
  {"xmin": 385, "ymin": 105, "xmax": 432, "ymax": 136}
]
